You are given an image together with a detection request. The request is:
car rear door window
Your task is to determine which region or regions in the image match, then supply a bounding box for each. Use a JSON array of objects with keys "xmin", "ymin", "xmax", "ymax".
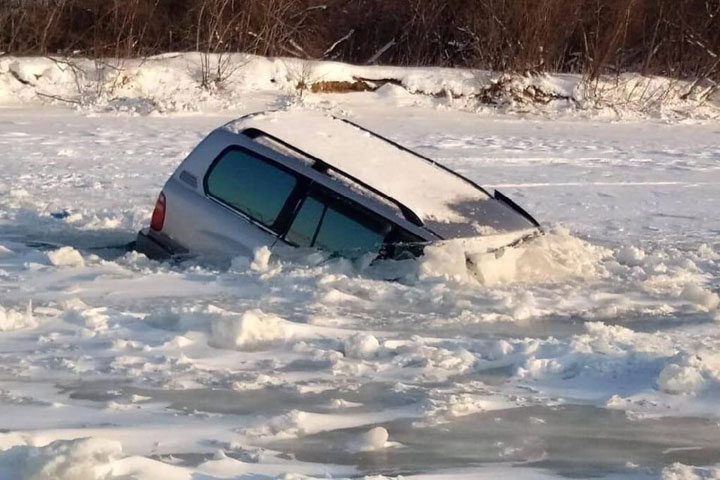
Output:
[
  {"xmin": 284, "ymin": 189, "xmax": 391, "ymax": 258},
  {"xmin": 285, "ymin": 196, "xmax": 325, "ymax": 247},
  {"xmin": 314, "ymin": 205, "xmax": 388, "ymax": 258},
  {"xmin": 205, "ymin": 148, "xmax": 298, "ymax": 228}
]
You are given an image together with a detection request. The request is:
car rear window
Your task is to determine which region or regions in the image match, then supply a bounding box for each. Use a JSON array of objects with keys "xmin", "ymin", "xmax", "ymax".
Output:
[
  {"xmin": 285, "ymin": 190, "xmax": 391, "ymax": 258},
  {"xmin": 205, "ymin": 148, "xmax": 298, "ymax": 228}
]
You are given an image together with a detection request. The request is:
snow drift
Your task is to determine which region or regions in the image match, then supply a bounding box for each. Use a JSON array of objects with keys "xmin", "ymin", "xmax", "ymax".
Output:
[{"xmin": 1, "ymin": 54, "xmax": 717, "ymax": 120}]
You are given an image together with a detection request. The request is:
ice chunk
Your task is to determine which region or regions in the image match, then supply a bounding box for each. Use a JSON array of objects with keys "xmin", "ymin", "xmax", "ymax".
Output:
[
  {"xmin": 0, "ymin": 301, "xmax": 35, "ymax": 332},
  {"xmin": 697, "ymin": 244, "xmax": 719, "ymax": 261},
  {"xmin": 680, "ymin": 283, "xmax": 720, "ymax": 311},
  {"xmin": 658, "ymin": 364, "xmax": 705, "ymax": 395},
  {"xmin": 662, "ymin": 462, "xmax": 720, "ymax": 479},
  {"xmin": 616, "ymin": 245, "xmax": 646, "ymax": 267},
  {"xmin": 344, "ymin": 333, "xmax": 380, "ymax": 359},
  {"xmin": 0, "ymin": 437, "xmax": 122, "ymax": 480},
  {"xmin": 419, "ymin": 241, "xmax": 471, "ymax": 283},
  {"xmin": 424, "ymin": 228, "xmax": 610, "ymax": 287},
  {"xmin": 486, "ymin": 339, "xmax": 514, "ymax": 360},
  {"xmin": 250, "ymin": 246, "xmax": 272, "ymax": 273},
  {"xmin": 210, "ymin": 309, "xmax": 289, "ymax": 350},
  {"xmin": 243, "ymin": 410, "xmax": 309, "ymax": 440},
  {"xmin": 47, "ymin": 247, "xmax": 85, "ymax": 267},
  {"xmin": 347, "ymin": 426, "xmax": 390, "ymax": 452}
]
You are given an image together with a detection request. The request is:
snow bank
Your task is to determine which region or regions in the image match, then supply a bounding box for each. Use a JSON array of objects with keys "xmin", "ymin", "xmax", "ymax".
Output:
[
  {"xmin": 210, "ymin": 309, "xmax": 290, "ymax": 350},
  {"xmin": 0, "ymin": 54, "xmax": 716, "ymax": 120},
  {"xmin": 0, "ymin": 437, "xmax": 122, "ymax": 480}
]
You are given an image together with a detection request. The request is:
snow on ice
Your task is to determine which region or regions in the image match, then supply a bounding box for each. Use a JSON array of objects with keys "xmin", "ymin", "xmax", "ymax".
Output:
[{"xmin": 0, "ymin": 54, "xmax": 719, "ymax": 479}]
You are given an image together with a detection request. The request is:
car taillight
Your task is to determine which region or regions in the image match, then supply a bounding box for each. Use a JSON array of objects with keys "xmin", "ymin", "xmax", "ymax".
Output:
[{"xmin": 150, "ymin": 192, "xmax": 166, "ymax": 231}]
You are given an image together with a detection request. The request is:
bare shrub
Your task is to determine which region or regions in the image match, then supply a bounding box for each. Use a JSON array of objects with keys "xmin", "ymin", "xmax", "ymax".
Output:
[
  {"xmin": 194, "ymin": 0, "xmax": 242, "ymax": 89},
  {"xmin": 0, "ymin": 0, "xmax": 718, "ymax": 86}
]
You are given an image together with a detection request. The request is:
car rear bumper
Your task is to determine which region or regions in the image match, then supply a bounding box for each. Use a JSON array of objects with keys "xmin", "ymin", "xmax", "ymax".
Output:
[{"xmin": 136, "ymin": 228, "xmax": 181, "ymax": 260}]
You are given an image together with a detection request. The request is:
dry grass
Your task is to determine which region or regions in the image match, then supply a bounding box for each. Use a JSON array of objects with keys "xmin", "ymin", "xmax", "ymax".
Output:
[{"xmin": 309, "ymin": 79, "xmax": 374, "ymax": 94}]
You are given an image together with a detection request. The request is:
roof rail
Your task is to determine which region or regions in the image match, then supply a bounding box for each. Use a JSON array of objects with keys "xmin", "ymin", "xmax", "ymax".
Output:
[{"xmin": 240, "ymin": 127, "xmax": 432, "ymax": 233}]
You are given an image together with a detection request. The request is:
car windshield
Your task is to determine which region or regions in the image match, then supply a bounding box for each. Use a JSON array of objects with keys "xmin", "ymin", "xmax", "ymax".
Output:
[{"xmin": 425, "ymin": 193, "xmax": 538, "ymax": 238}]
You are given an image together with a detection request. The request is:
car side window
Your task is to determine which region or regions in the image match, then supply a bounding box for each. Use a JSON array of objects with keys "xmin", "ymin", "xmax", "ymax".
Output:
[
  {"xmin": 205, "ymin": 148, "xmax": 298, "ymax": 229},
  {"xmin": 285, "ymin": 190, "xmax": 391, "ymax": 258},
  {"xmin": 285, "ymin": 196, "xmax": 325, "ymax": 247}
]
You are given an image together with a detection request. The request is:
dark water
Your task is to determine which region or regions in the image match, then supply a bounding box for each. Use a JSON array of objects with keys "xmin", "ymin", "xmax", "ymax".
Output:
[
  {"xmin": 268, "ymin": 405, "xmax": 720, "ymax": 478},
  {"xmin": 66, "ymin": 378, "xmax": 720, "ymax": 478}
]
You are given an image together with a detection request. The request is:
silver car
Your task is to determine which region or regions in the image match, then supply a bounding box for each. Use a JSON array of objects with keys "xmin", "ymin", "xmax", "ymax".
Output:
[{"xmin": 136, "ymin": 110, "xmax": 540, "ymax": 264}]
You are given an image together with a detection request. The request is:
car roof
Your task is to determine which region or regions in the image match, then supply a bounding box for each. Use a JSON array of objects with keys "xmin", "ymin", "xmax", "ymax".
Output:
[{"xmin": 224, "ymin": 110, "xmax": 495, "ymax": 236}]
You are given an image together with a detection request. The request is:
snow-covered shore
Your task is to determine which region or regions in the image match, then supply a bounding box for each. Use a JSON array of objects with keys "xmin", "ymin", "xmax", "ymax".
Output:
[
  {"xmin": 1, "ymin": 53, "xmax": 718, "ymax": 121},
  {"xmin": 0, "ymin": 56, "xmax": 719, "ymax": 479}
]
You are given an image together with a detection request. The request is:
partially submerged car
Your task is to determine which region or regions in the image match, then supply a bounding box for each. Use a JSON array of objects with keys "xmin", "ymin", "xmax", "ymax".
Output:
[{"xmin": 136, "ymin": 110, "xmax": 541, "ymax": 264}]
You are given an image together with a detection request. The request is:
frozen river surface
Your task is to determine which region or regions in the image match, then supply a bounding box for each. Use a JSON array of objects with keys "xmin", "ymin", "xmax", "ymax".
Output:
[{"xmin": 0, "ymin": 102, "xmax": 719, "ymax": 480}]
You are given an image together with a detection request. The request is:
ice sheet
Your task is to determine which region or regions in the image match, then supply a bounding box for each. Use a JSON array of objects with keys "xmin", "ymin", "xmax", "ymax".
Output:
[{"xmin": 0, "ymin": 82, "xmax": 718, "ymax": 479}]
